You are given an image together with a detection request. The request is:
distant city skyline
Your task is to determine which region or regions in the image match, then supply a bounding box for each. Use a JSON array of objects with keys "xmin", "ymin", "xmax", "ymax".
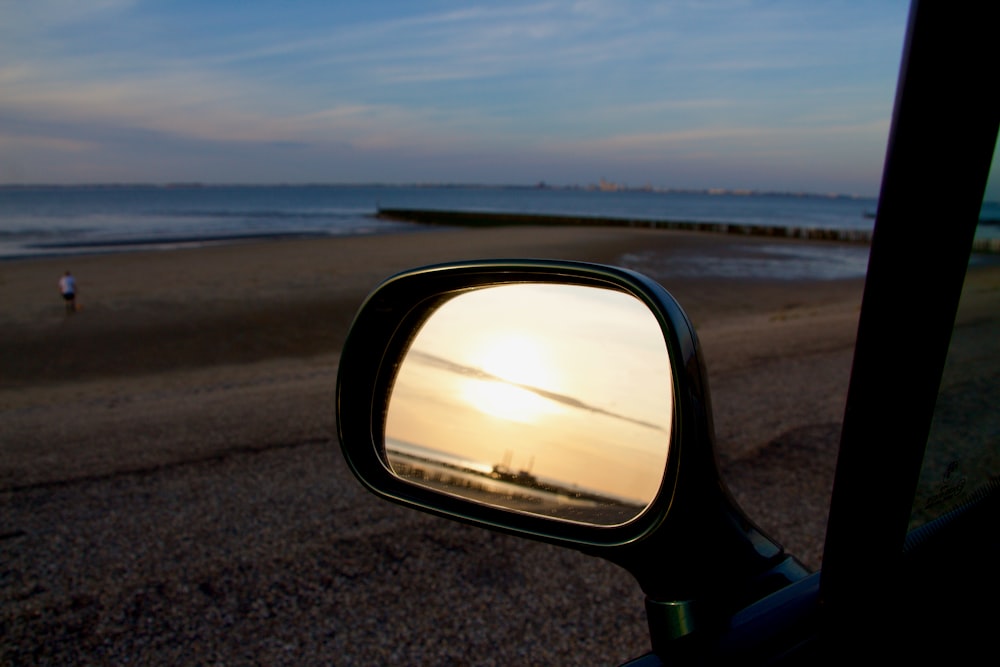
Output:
[
  {"xmin": 0, "ymin": 180, "xmax": 883, "ymax": 200},
  {"xmin": 2, "ymin": 1, "xmax": 997, "ymax": 199}
]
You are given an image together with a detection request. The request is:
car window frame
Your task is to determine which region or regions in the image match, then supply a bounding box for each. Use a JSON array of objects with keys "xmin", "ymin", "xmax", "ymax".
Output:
[{"xmin": 818, "ymin": 0, "xmax": 998, "ymax": 631}]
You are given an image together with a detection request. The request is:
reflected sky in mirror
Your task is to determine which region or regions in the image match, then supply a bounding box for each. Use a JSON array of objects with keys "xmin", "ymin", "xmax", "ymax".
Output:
[{"xmin": 385, "ymin": 283, "xmax": 673, "ymax": 525}]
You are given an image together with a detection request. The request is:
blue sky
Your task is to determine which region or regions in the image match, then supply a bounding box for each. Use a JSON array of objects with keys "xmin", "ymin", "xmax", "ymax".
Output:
[{"xmin": 4, "ymin": 1, "xmax": 992, "ymax": 198}]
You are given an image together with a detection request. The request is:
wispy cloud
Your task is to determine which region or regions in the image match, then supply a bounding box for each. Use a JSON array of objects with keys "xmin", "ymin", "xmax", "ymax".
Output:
[{"xmin": 0, "ymin": 1, "xmax": 915, "ymax": 192}]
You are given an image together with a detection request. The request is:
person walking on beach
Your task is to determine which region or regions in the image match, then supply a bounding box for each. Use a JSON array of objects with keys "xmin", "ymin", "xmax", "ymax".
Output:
[{"xmin": 59, "ymin": 270, "xmax": 77, "ymax": 313}]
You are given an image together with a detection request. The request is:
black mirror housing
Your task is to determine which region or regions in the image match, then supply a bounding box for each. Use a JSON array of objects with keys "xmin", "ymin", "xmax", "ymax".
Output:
[{"xmin": 337, "ymin": 259, "xmax": 806, "ymax": 634}]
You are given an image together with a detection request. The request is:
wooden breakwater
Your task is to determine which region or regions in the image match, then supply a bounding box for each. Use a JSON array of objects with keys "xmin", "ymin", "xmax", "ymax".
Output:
[{"xmin": 377, "ymin": 208, "xmax": 1000, "ymax": 254}]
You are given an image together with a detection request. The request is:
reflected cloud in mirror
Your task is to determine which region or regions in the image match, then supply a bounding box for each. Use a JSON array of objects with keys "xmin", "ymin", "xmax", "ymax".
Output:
[{"xmin": 385, "ymin": 283, "xmax": 673, "ymax": 526}]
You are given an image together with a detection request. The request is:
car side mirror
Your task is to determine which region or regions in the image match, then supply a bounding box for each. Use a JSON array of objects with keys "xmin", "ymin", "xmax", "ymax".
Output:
[
  {"xmin": 336, "ymin": 260, "xmax": 807, "ymax": 647},
  {"xmin": 385, "ymin": 280, "xmax": 673, "ymax": 527}
]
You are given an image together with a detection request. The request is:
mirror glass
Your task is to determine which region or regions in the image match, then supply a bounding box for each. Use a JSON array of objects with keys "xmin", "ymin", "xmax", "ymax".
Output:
[{"xmin": 384, "ymin": 283, "xmax": 673, "ymax": 526}]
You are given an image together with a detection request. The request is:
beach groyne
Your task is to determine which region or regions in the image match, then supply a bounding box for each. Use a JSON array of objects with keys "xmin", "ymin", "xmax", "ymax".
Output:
[{"xmin": 378, "ymin": 208, "xmax": 1000, "ymax": 254}]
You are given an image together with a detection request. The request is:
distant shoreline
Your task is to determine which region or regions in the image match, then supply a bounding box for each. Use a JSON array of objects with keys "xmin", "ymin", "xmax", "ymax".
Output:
[
  {"xmin": 0, "ymin": 220, "xmax": 430, "ymax": 263},
  {"xmin": 378, "ymin": 207, "xmax": 1000, "ymax": 254},
  {"xmin": 0, "ymin": 182, "xmax": 879, "ymax": 201},
  {"xmin": 377, "ymin": 207, "xmax": 873, "ymax": 242}
]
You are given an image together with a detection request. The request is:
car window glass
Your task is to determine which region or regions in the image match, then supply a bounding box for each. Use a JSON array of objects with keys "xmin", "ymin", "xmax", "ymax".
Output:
[{"xmin": 910, "ymin": 139, "xmax": 1000, "ymax": 530}]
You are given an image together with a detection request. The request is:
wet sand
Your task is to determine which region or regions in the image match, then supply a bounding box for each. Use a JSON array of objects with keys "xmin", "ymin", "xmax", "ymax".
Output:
[{"xmin": 1, "ymin": 226, "xmax": 993, "ymax": 664}]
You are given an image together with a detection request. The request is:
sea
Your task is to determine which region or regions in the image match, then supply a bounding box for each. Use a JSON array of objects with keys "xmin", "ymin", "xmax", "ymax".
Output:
[{"xmin": 1, "ymin": 184, "xmax": 997, "ymax": 279}]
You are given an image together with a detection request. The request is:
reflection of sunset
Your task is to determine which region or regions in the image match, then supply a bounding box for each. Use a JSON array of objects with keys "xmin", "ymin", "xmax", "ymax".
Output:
[
  {"xmin": 385, "ymin": 282, "xmax": 674, "ymax": 515},
  {"xmin": 460, "ymin": 333, "xmax": 563, "ymax": 423},
  {"xmin": 461, "ymin": 378, "xmax": 562, "ymax": 423},
  {"xmin": 474, "ymin": 333, "xmax": 556, "ymax": 387}
]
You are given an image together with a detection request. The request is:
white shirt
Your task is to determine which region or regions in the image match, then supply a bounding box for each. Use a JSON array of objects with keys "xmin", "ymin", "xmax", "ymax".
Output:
[{"xmin": 59, "ymin": 274, "xmax": 76, "ymax": 295}]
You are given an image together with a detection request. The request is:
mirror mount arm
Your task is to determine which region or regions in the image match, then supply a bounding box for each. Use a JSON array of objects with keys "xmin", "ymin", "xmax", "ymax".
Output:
[
  {"xmin": 603, "ymin": 487, "xmax": 806, "ymax": 639},
  {"xmin": 599, "ymin": 322, "xmax": 808, "ymax": 643},
  {"xmin": 645, "ymin": 599, "xmax": 698, "ymax": 648},
  {"xmin": 638, "ymin": 547, "xmax": 810, "ymax": 652}
]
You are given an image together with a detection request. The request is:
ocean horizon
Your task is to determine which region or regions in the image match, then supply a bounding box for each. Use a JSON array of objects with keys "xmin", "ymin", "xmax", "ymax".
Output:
[{"xmin": 1, "ymin": 183, "xmax": 997, "ymax": 262}]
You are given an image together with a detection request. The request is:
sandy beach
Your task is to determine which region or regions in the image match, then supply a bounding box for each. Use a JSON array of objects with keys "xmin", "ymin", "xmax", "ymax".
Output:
[{"xmin": 1, "ymin": 226, "xmax": 995, "ymax": 664}]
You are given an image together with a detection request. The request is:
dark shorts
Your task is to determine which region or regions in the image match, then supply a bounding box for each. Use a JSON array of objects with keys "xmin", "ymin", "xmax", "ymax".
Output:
[{"xmin": 62, "ymin": 292, "xmax": 75, "ymax": 301}]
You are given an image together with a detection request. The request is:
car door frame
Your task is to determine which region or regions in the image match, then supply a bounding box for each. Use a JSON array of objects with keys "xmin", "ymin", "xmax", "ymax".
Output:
[
  {"xmin": 683, "ymin": 1, "xmax": 998, "ymax": 662},
  {"xmin": 819, "ymin": 0, "xmax": 997, "ymax": 627}
]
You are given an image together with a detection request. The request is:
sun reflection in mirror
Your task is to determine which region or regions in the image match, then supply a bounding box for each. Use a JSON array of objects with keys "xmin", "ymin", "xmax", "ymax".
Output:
[
  {"xmin": 385, "ymin": 282, "xmax": 673, "ymax": 526},
  {"xmin": 462, "ymin": 379, "xmax": 561, "ymax": 423},
  {"xmin": 460, "ymin": 332, "xmax": 563, "ymax": 423}
]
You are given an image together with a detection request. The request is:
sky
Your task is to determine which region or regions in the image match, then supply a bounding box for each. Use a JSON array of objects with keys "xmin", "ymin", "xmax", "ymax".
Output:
[{"xmin": 4, "ymin": 0, "xmax": 986, "ymax": 198}]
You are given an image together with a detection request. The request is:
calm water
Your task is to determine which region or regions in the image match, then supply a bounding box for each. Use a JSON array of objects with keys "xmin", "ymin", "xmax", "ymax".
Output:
[
  {"xmin": 1, "ymin": 185, "xmax": 996, "ymax": 278},
  {"xmin": 0, "ymin": 185, "xmax": 878, "ymax": 257}
]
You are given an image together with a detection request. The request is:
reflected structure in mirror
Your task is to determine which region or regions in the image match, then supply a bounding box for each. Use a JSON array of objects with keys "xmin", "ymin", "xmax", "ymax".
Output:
[{"xmin": 384, "ymin": 283, "xmax": 673, "ymax": 526}]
